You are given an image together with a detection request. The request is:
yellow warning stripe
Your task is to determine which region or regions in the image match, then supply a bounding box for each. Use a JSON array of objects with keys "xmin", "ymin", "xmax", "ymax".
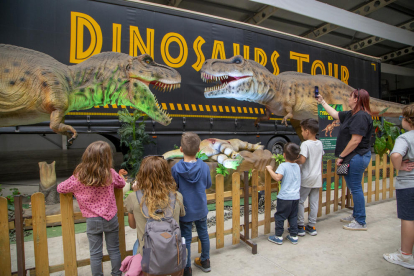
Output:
[
  {"xmin": 66, "ymin": 112, "xmax": 284, "ymax": 121},
  {"xmin": 91, "ymin": 103, "xmax": 265, "ymax": 114}
]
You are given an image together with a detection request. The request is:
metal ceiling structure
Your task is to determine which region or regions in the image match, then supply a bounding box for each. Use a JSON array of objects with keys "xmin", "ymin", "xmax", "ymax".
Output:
[{"xmin": 138, "ymin": 0, "xmax": 414, "ymax": 102}]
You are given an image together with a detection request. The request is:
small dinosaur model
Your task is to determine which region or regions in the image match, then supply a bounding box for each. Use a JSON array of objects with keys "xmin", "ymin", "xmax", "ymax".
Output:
[
  {"xmin": 200, "ymin": 55, "xmax": 405, "ymax": 132},
  {"xmin": 163, "ymin": 138, "xmax": 263, "ymax": 169},
  {"xmin": 321, "ymin": 120, "xmax": 340, "ymax": 137},
  {"xmin": 0, "ymin": 44, "xmax": 181, "ymax": 144}
]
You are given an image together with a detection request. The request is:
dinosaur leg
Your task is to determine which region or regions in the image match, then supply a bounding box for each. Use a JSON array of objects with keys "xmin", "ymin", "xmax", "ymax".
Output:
[
  {"xmin": 49, "ymin": 110, "xmax": 78, "ymax": 145},
  {"xmin": 281, "ymin": 107, "xmax": 293, "ymax": 126},
  {"xmin": 254, "ymin": 109, "xmax": 271, "ymax": 126},
  {"xmin": 290, "ymin": 119, "xmax": 304, "ymax": 142}
]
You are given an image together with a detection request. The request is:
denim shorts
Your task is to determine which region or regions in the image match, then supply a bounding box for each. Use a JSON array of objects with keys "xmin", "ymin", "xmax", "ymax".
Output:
[{"xmin": 396, "ymin": 187, "xmax": 414, "ymax": 221}]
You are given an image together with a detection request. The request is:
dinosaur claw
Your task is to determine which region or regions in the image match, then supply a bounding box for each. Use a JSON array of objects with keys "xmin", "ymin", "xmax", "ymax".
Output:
[{"xmin": 67, "ymin": 136, "xmax": 77, "ymax": 147}]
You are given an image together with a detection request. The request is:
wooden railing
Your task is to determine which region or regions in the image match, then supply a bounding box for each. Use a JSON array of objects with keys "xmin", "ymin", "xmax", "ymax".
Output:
[{"xmin": 0, "ymin": 154, "xmax": 396, "ymax": 275}]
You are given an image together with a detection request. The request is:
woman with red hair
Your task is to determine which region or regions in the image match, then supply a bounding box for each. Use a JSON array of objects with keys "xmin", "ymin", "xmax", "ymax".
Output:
[{"xmin": 317, "ymin": 89, "xmax": 373, "ymax": 231}]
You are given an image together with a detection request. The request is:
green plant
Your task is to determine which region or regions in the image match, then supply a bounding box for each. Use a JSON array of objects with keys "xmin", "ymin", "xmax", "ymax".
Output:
[
  {"xmin": 216, "ymin": 164, "xmax": 229, "ymax": 177},
  {"xmin": 173, "ymin": 144, "xmax": 179, "ymax": 149},
  {"xmin": 272, "ymin": 154, "xmax": 285, "ymax": 166},
  {"xmin": 373, "ymin": 118, "xmax": 401, "ymax": 157},
  {"xmin": 118, "ymin": 109, "xmax": 154, "ymax": 179},
  {"xmin": 196, "ymin": 150, "xmax": 209, "ymax": 161}
]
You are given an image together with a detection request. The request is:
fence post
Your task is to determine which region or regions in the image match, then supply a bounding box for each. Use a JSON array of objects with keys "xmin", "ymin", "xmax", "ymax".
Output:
[
  {"xmin": 232, "ymin": 172, "xmax": 240, "ymax": 245},
  {"xmin": 215, "ymin": 174, "xmax": 224, "ymax": 249},
  {"xmin": 14, "ymin": 195, "xmax": 26, "ymax": 276},
  {"xmin": 382, "ymin": 154, "xmax": 388, "ymax": 200},
  {"xmin": 334, "ymin": 163, "xmax": 339, "ymax": 212},
  {"xmin": 375, "ymin": 154, "xmax": 380, "ymax": 201},
  {"xmin": 0, "ymin": 197, "xmax": 12, "ymax": 276},
  {"xmin": 60, "ymin": 193, "xmax": 77, "ymax": 276},
  {"xmin": 341, "ymin": 176, "xmax": 346, "ymax": 209},
  {"xmin": 251, "ymin": 170, "xmax": 258, "ymax": 239},
  {"xmin": 389, "ymin": 161, "xmax": 394, "ymax": 198},
  {"xmin": 318, "ymin": 164, "xmax": 323, "ymax": 217},
  {"xmin": 115, "ymin": 189, "xmax": 126, "ymax": 260},
  {"xmin": 326, "ymin": 160, "xmax": 332, "ymax": 215},
  {"xmin": 264, "ymin": 170, "xmax": 271, "ymax": 235},
  {"xmin": 367, "ymin": 157, "xmax": 373, "ymax": 203},
  {"xmin": 32, "ymin": 193, "xmax": 50, "ymax": 276}
]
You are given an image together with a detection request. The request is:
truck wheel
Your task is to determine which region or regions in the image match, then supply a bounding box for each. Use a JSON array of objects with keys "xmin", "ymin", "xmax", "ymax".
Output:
[{"xmin": 267, "ymin": 137, "xmax": 288, "ymax": 155}]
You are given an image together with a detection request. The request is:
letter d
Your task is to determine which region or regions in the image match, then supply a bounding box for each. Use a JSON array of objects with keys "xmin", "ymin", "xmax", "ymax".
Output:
[{"xmin": 70, "ymin": 12, "xmax": 102, "ymax": 64}]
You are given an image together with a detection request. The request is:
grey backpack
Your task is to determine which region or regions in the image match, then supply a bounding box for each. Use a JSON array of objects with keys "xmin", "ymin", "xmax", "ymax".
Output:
[{"xmin": 136, "ymin": 190, "xmax": 186, "ymax": 276}]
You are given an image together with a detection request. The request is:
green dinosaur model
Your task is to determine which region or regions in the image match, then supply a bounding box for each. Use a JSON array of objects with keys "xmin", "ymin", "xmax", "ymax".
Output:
[
  {"xmin": 200, "ymin": 55, "xmax": 404, "ymax": 130},
  {"xmin": 0, "ymin": 44, "xmax": 181, "ymax": 144}
]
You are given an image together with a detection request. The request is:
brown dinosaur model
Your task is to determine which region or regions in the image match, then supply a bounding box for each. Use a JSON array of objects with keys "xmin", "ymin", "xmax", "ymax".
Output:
[
  {"xmin": 200, "ymin": 55, "xmax": 404, "ymax": 133},
  {"xmin": 0, "ymin": 44, "xmax": 181, "ymax": 144},
  {"xmin": 321, "ymin": 120, "xmax": 340, "ymax": 137}
]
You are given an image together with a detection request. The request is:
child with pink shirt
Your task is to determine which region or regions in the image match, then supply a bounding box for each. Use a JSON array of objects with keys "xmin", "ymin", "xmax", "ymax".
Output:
[{"xmin": 57, "ymin": 141, "xmax": 126, "ymax": 276}]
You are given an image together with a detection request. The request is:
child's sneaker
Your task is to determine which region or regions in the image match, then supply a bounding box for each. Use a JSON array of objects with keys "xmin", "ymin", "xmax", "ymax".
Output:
[
  {"xmin": 184, "ymin": 267, "xmax": 192, "ymax": 276},
  {"xmin": 286, "ymin": 235, "xmax": 298, "ymax": 245},
  {"xmin": 194, "ymin": 257, "xmax": 211, "ymax": 272},
  {"xmin": 297, "ymin": 226, "xmax": 306, "ymax": 237},
  {"xmin": 383, "ymin": 249, "xmax": 414, "ymax": 269},
  {"xmin": 305, "ymin": 225, "xmax": 317, "ymax": 236},
  {"xmin": 340, "ymin": 214, "xmax": 354, "ymax": 223},
  {"xmin": 268, "ymin": 235, "xmax": 283, "ymax": 245}
]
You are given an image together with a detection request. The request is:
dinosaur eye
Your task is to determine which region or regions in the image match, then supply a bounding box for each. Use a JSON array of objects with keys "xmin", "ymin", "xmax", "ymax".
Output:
[
  {"xmin": 234, "ymin": 58, "xmax": 242, "ymax": 64},
  {"xmin": 144, "ymin": 57, "xmax": 153, "ymax": 64}
]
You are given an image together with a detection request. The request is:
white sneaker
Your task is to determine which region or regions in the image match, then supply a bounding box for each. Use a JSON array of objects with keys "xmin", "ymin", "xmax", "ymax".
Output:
[
  {"xmin": 343, "ymin": 220, "xmax": 367, "ymax": 231},
  {"xmin": 340, "ymin": 214, "xmax": 354, "ymax": 223},
  {"xmin": 383, "ymin": 249, "xmax": 414, "ymax": 269}
]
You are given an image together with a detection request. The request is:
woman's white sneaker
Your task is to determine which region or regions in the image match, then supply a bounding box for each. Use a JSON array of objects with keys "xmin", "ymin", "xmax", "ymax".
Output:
[
  {"xmin": 340, "ymin": 214, "xmax": 354, "ymax": 223},
  {"xmin": 383, "ymin": 249, "xmax": 414, "ymax": 269},
  {"xmin": 343, "ymin": 220, "xmax": 367, "ymax": 231}
]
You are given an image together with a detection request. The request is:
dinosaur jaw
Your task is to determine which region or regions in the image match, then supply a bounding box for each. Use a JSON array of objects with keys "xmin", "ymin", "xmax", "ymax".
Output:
[
  {"xmin": 201, "ymin": 72, "xmax": 252, "ymax": 99},
  {"xmin": 128, "ymin": 77, "xmax": 180, "ymax": 126}
]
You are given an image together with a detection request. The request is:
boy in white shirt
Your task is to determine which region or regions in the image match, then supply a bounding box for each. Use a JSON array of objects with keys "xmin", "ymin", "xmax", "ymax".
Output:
[{"xmin": 296, "ymin": 118, "xmax": 324, "ymax": 236}]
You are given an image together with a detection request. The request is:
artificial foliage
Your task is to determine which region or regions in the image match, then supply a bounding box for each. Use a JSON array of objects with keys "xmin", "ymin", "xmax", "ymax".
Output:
[
  {"xmin": 373, "ymin": 118, "xmax": 403, "ymax": 158},
  {"xmin": 272, "ymin": 154, "xmax": 285, "ymax": 166},
  {"xmin": 216, "ymin": 163, "xmax": 229, "ymax": 177},
  {"xmin": 117, "ymin": 109, "xmax": 154, "ymax": 178},
  {"xmin": 196, "ymin": 150, "xmax": 209, "ymax": 161}
]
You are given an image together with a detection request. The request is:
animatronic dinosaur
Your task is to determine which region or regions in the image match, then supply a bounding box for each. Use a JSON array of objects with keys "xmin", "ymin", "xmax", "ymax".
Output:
[
  {"xmin": 321, "ymin": 120, "xmax": 340, "ymax": 137},
  {"xmin": 163, "ymin": 138, "xmax": 264, "ymax": 169},
  {"xmin": 0, "ymin": 44, "xmax": 181, "ymax": 144},
  {"xmin": 200, "ymin": 55, "xmax": 405, "ymax": 133}
]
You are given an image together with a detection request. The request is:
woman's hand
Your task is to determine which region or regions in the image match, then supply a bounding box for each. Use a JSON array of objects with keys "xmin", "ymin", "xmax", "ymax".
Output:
[
  {"xmin": 336, "ymin": 158, "xmax": 343, "ymax": 166},
  {"xmin": 316, "ymin": 94, "xmax": 324, "ymax": 104},
  {"xmin": 400, "ymin": 160, "xmax": 414, "ymax": 172}
]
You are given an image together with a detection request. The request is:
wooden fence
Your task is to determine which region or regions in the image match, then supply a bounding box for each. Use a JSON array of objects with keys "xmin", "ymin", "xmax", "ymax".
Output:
[{"xmin": 0, "ymin": 154, "xmax": 396, "ymax": 275}]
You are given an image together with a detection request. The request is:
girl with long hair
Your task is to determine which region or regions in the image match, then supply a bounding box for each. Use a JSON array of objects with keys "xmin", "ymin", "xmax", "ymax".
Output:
[
  {"xmin": 125, "ymin": 156, "xmax": 185, "ymax": 255},
  {"xmin": 317, "ymin": 89, "xmax": 373, "ymax": 231},
  {"xmin": 57, "ymin": 141, "xmax": 126, "ymax": 276}
]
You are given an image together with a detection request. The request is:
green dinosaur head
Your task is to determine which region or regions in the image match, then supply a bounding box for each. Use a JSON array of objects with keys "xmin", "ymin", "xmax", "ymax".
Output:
[
  {"xmin": 69, "ymin": 52, "xmax": 181, "ymax": 126},
  {"xmin": 125, "ymin": 54, "xmax": 181, "ymax": 126},
  {"xmin": 200, "ymin": 55, "xmax": 272, "ymax": 104}
]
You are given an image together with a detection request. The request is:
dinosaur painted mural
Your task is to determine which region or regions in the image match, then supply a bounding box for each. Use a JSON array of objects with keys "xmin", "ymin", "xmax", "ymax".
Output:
[
  {"xmin": 0, "ymin": 44, "xmax": 181, "ymax": 144},
  {"xmin": 163, "ymin": 138, "xmax": 264, "ymax": 169},
  {"xmin": 200, "ymin": 55, "xmax": 405, "ymax": 130}
]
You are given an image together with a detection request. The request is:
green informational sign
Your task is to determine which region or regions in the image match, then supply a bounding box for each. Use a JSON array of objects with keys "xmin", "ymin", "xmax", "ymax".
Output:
[{"xmin": 318, "ymin": 104, "xmax": 343, "ymax": 161}]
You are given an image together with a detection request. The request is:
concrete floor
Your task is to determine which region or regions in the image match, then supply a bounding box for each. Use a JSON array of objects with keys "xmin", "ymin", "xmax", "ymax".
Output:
[{"xmin": 6, "ymin": 197, "xmax": 412, "ymax": 276}]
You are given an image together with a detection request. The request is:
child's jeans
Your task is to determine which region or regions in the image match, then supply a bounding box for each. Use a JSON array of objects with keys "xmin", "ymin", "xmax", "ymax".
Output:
[
  {"xmin": 275, "ymin": 198, "xmax": 299, "ymax": 237},
  {"xmin": 180, "ymin": 216, "xmax": 210, "ymax": 268},
  {"xmin": 86, "ymin": 215, "xmax": 122, "ymax": 276},
  {"xmin": 298, "ymin": 187, "xmax": 320, "ymax": 227}
]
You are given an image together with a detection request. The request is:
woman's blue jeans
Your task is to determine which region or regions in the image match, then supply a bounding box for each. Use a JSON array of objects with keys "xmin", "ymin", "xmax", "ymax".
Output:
[{"xmin": 344, "ymin": 151, "xmax": 371, "ymax": 225}]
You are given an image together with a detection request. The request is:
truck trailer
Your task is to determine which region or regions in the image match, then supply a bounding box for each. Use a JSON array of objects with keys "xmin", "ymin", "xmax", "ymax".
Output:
[{"xmin": 0, "ymin": 0, "xmax": 381, "ymax": 155}]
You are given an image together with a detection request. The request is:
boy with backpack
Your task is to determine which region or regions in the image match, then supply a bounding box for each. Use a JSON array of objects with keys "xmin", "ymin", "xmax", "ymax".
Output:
[
  {"xmin": 172, "ymin": 132, "xmax": 212, "ymax": 276},
  {"xmin": 295, "ymin": 118, "xmax": 324, "ymax": 236}
]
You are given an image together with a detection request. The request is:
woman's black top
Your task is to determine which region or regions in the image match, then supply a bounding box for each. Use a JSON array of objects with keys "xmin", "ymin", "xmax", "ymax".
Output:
[{"xmin": 335, "ymin": 110, "xmax": 373, "ymax": 158}]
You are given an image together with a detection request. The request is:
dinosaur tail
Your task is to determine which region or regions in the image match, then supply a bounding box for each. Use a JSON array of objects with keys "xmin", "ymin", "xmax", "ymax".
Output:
[
  {"xmin": 369, "ymin": 97, "xmax": 406, "ymax": 117},
  {"xmin": 163, "ymin": 149, "xmax": 183, "ymax": 160}
]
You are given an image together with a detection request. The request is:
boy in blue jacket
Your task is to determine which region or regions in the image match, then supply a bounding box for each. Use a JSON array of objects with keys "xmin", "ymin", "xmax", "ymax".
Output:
[{"xmin": 172, "ymin": 132, "xmax": 212, "ymax": 276}]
